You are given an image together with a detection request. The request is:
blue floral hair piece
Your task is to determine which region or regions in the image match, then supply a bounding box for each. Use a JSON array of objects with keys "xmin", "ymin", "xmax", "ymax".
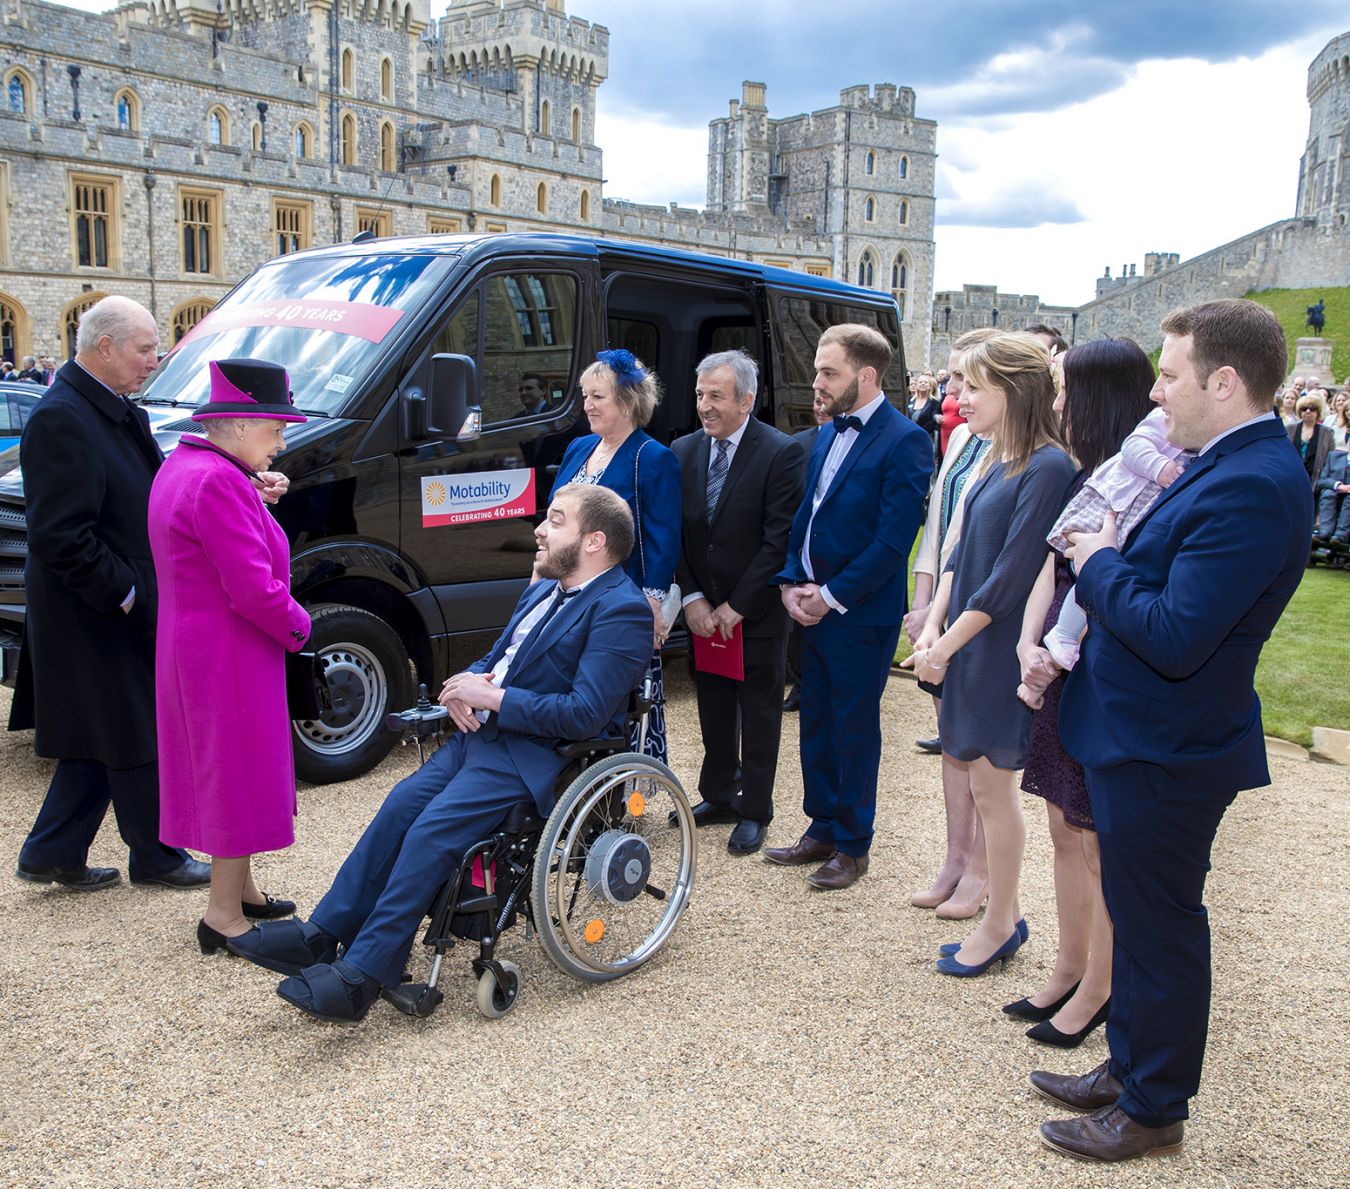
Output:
[{"xmin": 596, "ymin": 348, "xmax": 647, "ymax": 388}]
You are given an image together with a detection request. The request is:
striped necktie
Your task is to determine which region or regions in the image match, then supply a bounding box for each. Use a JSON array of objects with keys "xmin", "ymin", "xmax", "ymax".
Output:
[{"xmin": 706, "ymin": 438, "xmax": 729, "ymax": 519}]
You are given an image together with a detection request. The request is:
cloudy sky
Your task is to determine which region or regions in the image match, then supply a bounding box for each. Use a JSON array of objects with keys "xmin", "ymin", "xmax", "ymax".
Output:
[{"xmin": 58, "ymin": 0, "xmax": 1345, "ymax": 307}]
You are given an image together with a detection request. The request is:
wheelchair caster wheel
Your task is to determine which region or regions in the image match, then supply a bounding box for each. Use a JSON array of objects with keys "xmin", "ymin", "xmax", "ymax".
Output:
[
  {"xmin": 381, "ymin": 982, "xmax": 444, "ymax": 1018},
  {"xmin": 475, "ymin": 960, "xmax": 521, "ymax": 1019}
]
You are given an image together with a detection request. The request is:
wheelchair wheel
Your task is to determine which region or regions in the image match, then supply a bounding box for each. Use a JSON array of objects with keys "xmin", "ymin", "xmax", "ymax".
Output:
[
  {"xmin": 475, "ymin": 960, "xmax": 521, "ymax": 1019},
  {"xmin": 532, "ymin": 752, "xmax": 696, "ymax": 983}
]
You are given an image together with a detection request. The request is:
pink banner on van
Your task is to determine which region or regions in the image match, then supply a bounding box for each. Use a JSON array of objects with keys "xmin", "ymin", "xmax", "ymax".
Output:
[{"xmin": 177, "ymin": 300, "xmax": 404, "ymax": 348}]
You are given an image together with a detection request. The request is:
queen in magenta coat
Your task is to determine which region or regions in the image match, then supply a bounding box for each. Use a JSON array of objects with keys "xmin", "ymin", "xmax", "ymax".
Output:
[{"xmin": 149, "ymin": 358, "xmax": 312, "ymax": 956}]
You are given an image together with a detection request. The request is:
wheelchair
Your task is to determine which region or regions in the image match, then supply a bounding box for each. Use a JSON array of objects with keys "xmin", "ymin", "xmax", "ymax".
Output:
[{"xmin": 379, "ymin": 676, "xmax": 697, "ymax": 1019}]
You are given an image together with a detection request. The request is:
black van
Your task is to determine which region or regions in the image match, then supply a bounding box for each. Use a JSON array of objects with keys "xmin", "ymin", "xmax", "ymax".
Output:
[{"xmin": 0, "ymin": 233, "xmax": 907, "ymax": 783}]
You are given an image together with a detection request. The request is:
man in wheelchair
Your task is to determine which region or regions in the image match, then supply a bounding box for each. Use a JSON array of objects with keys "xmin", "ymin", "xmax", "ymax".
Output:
[{"xmin": 229, "ymin": 484, "xmax": 654, "ymax": 1023}]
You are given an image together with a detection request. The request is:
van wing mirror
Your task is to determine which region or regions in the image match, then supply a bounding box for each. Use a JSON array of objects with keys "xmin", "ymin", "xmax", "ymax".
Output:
[{"xmin": 421, "ymin": 352, "xmax": 481, "ymax": 442}]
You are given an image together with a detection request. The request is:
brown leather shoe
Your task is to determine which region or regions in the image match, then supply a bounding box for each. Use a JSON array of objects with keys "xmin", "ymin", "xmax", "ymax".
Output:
[
  {"xmin": 805, "ymin": 851, "xmax": 868, "ymax": 890},
  {"xmin": 1028, "ymin": 1061, "xmax": 1123, "ymax": 1112},
  {"xmin": 762, "ymin": 834, "xmax": 834, "ymax": 866},
  {"xmin": 1039, "ymin": 1105, "xmax": 1184, "ymax": 1162}
]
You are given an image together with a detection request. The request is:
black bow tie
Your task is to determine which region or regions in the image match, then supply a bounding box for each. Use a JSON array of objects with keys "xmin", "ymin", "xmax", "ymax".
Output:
[{"xmin": 833, "ymin": 414, "xmax": 863, "ymax": 434}]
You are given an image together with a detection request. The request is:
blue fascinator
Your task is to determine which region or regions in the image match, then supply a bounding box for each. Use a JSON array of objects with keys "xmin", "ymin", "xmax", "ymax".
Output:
[{"xmin": 596, "ymin": 348, "xmax": 647, "ymax": 388}]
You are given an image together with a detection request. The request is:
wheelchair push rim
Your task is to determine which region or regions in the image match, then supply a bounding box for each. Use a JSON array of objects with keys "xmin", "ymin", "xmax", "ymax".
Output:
[{"xmin": 533, "ymin": 753, "xmax": 697, "ymax": 983}]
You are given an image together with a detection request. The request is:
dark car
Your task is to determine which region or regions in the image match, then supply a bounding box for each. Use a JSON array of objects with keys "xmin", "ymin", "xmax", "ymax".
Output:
[{"xmin": 0, "ymin": 233, "xmax": 907, "ymax": 783}]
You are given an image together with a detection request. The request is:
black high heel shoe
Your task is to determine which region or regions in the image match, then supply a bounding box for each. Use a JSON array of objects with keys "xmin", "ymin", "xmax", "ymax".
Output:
[
  {"xmin": 1025, "ymin": 998, "xmax": 1110, "ymax": 1048},
  {"xmin": 242, "ymin": 894, "xmax": 296, "ymax": 920},
  {"xmin": 1003, "ymin": 980, "xmax": 1081, "ymax": 1023},
  {"xmin": 197, "ymin": 918, "xmax": 232, "ymax": 955}
]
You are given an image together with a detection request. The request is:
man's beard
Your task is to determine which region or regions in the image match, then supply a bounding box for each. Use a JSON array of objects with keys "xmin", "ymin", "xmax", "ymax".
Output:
[
  {"xmin": 819, "ymin": 377, "xmax": 860, "ymax": 418},
  {"xmin": 535, "ymin": 537, "xmax": 582, "ymax": 581}
]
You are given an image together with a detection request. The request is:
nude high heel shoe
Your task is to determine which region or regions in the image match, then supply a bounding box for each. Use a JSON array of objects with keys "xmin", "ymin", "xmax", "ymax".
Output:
[{"xmin": 935, "ymin": 879, "xmax": 988, "ymax": 919}]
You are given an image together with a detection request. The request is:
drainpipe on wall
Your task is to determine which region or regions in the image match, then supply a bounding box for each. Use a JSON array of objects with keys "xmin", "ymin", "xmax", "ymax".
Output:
[{"xmin": 143, "ymin": 172, "xmax": 158, "ymax": 322}]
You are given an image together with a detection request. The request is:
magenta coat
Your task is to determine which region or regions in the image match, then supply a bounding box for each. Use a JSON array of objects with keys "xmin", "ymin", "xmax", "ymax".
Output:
[{"xmin": 149, "ymin": 436, "xmax": 311, "ymax": 856}]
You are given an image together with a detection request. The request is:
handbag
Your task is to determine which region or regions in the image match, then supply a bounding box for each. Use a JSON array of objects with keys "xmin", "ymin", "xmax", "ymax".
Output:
[{"xmin": 285, "ymin": 649, "xmax": 330, "ymax": 720}]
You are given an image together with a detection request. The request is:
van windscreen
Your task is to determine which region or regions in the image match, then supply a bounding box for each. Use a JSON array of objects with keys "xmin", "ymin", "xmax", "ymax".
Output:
[{"xmin": 142, "ymin": 253, "xmax": 453, "ymax": 416}]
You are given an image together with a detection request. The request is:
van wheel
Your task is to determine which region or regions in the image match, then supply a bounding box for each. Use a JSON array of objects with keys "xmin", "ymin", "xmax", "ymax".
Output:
[{"xmin": 293, "ymin": 604, "xmax": 413, "ymax": 785}]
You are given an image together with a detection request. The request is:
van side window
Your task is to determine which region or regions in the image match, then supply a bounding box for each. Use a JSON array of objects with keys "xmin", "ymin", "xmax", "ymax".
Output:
[
  {"xmin": 429, "ymin": 290, "xmax": 480, "ymax": 360},
  {"xmin": 773, "ymin": 297, "xmax": 906, "ymax": 428},
  {"xmin": 482, "ymin": 272, "xmax": 578, "ymax": 425}
]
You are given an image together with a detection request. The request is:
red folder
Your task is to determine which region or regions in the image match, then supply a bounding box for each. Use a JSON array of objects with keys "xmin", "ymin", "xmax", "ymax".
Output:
[{"xmin": 692, "ymin": 622, "xmax": 745, "ymax": 681}]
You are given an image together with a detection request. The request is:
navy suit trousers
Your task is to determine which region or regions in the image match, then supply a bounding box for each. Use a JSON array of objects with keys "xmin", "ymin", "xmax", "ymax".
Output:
[
  {"xmin": 798, "ymin": 613, "xmax": 901, "ymax": 857},
  {"xmin": 1087, "ymin": 761, "xmax": 1237, "ymax": 1127},
  {"xmin": 312, "ymin": 731, "xmax": 539, "ymax": 988}
]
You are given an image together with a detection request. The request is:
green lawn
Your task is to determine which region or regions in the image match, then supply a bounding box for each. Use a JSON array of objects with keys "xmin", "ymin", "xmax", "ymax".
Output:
[
  {"xmin": 893, "ymin": 542, "xmax": 1349, "ymax": 744},
  {"xmin": 1244, "ymin": 285, "xmax": 1348, "ymax": 383}
]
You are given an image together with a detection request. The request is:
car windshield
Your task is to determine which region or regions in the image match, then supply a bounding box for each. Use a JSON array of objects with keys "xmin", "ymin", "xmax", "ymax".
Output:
[{"xmin": 141, "ymin": 252, "xmax": 454, "ymax": 416}]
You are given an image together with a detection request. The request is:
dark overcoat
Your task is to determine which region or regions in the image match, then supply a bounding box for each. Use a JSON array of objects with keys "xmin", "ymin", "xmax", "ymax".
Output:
[{"xmin": 8, "ymin": 361, "xmax": 164, "ymax": 767}]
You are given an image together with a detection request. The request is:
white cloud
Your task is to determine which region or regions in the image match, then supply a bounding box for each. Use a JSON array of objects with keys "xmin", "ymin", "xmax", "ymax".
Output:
[{"xmin": 592, "ymin": 107, "xmax": 709, "ymax": 208}]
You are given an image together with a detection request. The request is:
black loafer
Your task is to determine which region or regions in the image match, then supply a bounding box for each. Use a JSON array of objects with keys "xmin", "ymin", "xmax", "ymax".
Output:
[
  {"xmin": 782, "ymin": 687, "xmax": 800, "ymax": 712},
  {"xmin": 670, "ymin": 800, "xmax": 739, "ymax": 828},
  {"xmin": 728, "ymin": 818, "xmax": 767, "ymax": 855},
  {"xmin": 242, "ymin": 894, "xmax": 297, "ymax": 920},
  {"xmin": 915, "ymin": 736, "xmax": 942, "ymax": 754},
  {"xmin": 15, "ymin": 862, "xmax": 120, "ymax": 891},
  {"xmin": 130, "ymin": 858, "xmax": 212, "ymax": 888}
]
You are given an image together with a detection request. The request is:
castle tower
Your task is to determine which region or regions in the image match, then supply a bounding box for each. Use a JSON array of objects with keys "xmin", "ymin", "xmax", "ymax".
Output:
[{"xmin": 1297, "ymin": 32, "xmax": 1350, "ymax": 227}]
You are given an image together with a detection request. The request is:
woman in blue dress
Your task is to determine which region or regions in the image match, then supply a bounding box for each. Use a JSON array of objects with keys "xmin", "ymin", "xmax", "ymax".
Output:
[{"xmin": 551, "ymin": 350, "xmax": 681, "ymax": 762}]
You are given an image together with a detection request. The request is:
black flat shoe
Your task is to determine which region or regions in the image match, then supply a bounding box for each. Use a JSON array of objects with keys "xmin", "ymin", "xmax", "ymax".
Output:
[
  {"xmin": 782, "ymin": 687, "xmax": 800, "ymax": 712},
  {"xmin": 728, "ymin": 818, "xmax": 767, "ymax": 855},
  {"xmin": 130, "ymin": 858, "xmax": 211, "ymax": 888},
  {"xmin": 242, "ymin": 894, "xmax": 296, "ymax": 920},
  {"xmin": 198, "ymin": 918, "xmax": 236, "ymax": 955},
  {"xmin": 670, "ymin": 800, "xmax": 739, "ymax": 828},
  {"xmin": 1026, "ymin": 999, "xmax": 1110, "ymax": 1048},
  {"xmin": 915, "ymin": 736, "xmax": 942, "ymax": 755},
  {"xmin": 15, "ymin": 862, "xmax": 120, "ymax": 891},
  {"xmin": 1003, "ymin": 980, "xmax": 1081, "ymax": 1022}
]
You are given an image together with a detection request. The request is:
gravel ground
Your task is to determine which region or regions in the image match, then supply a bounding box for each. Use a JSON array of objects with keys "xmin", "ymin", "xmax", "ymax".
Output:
[{"xmin": 1, "ymin": 668, "xmax": 1346, "ymax": 1188}]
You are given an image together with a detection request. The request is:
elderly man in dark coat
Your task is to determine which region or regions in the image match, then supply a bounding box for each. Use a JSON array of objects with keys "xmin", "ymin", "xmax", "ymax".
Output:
[{"xmin": 11, "ymin": 296, "xmax": 208, "ymax": 891}]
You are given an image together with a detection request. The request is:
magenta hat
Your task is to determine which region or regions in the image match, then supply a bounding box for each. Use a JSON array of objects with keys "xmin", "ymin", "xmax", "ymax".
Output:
[{"xmin": 192, "ymin": 358, "xmax": 307, "ymax": 423}]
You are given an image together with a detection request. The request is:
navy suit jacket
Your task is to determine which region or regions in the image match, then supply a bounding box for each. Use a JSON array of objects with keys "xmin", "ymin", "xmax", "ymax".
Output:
[
  {"xmin": 467, "ymin": 565, "xmax": 652, "ymax": 813},
  {"xmin": 775, "ymin": 399, "xmax": 933, "ymax": 625},
  {"xmin": 1060, "ymin": 415, "xmax": 1311, "ymax": 791},
  {"xmin": 551, "ymin": 430, "xmax": 681, "ymax": 591}
]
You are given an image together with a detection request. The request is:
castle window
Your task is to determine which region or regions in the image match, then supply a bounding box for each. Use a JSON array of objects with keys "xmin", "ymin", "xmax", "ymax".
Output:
[
  {"xmin": 540, "ymin": 99, "xmax": 550, "ymax": 135},
  {"xmin": 356, "ymin": 206, "xmax": 392, "ymax": 238},
  {"xmin": 490, "ymin": 173, "xmax": 501, "ymax": 206},
  {"xmin": 115, "ymin": 89, "xmax": 139, "ymax": 133},
  {"xmin": 294, "ymin": 122, "xmax": 313, "ymax": 159},
  {"xmin": 170, "ymin": 299, "xmax": 215, "ymax": 344},
  {"xmin": 208, "ymin": 106, "xmax": 229, "ymax": 146},
  {"xmin": 864, "ymin": 150, "xmax": 876, "ymax": 176},
  {"xmin": 273, "ymin": 199, "xmax": 311, "ymax": 255},
  {"xmin": 864, "ymin": 196, "xmax": 876, "ymax": 222},
  {"xmin": 428, "ymin": 216, "xmax": 462, "ymax": 234},
  {"xmin": 251, "ymin": 122, "xmax": 262, "ymax": 151},
  {"xmin": 380, "ymin": 121, "xmax": 396, "ymax": 172},
  {"xmin": 857, "ymin": 251, "xmax": 875, "ymax": 288},
  {"xmin": 579, "ymin": 190, "xmax": 590, "ymax": 221},
  {"xmin": 70, "ymin": 173, "xmax": 118, "ymax": 269},
  {"xmin": 899, "ymin": 199, "xmax": 909, "ymax": 225},
  {"xmin": 571, "ymin": 106, "xmax": 581, "ymax": 141},
  {"xmin": 536, "ymin": 182, "xmax": 547, "ymax": 214},
  {"xmin": 6, "ymin": 70, "xmax": 31, "ymax": 116},
  {"xmin": 805, "ymin": 263, "xmax": 830, "ymax": 277},
  {"xmin": 179, "ymin": 187, "xmax": 222, "ymax": 276},
  {"xmin": 892, "ymin": 253, "xmax": 909, "ymax": 320},
  {"xmin": 62, "ymin": 293, "xmax": 107, "ymax": 359},
  {"xmin": 341, "ymin": 48, "xmax": 355, "ymax": 93},
  {"xmin": 899, "ymin": 155, "xmax": 908, "ymax": 179},
  {"xmin": 380, "ymin": 57, "xmax": 393, "ymax": 102},
  {"xmin": 340, "ymin": 113, "xmax": 357, "ymax": 165},
  {"xmin": 0, "ymin": 291, "xmax": 30, "ymax": 364}
]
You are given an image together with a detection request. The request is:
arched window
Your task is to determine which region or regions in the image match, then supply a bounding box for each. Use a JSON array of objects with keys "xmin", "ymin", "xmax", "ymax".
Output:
[
  {"xmin": 856, "ymin": 251, "xmax": 875, "ymax": 288},
  {"xmin": 892, "ymin": 253, "xmax": 909, "ymax": 319},
  {"xmin": 341, "ymin": 48, "xmax": 355, "ymax": 92},
  {"xmin": 379, "ymin": 57, "xmax": 393, "ymax": 101},
  {"xmin": 579, "ymin": 190, "xmax": 590, "ymax": 221},
  {"xmin": 5, "ymin": 70, "xmax": 31, "ymax": 116},
  {"xmin": 340, "ymin": 113, "xmax": 357, "ymax": 165},
  {"xmin": 489, "ymin": 173, "xmax": 501, "ymax": 206},
  {"xmin": 0, "ymin": 292, "xmax": 30, "ymax": 365},
  {"xmin": 293, "ymin": 122, "xmax": 313, "ymax": 158},
  {"xmin": 536, "ymin": 181, "xmax": 547, "ymax": 214},
  {"xmin": 864, "ymin": 196, "xmax": 876, "ymax": 222},
  {"xmin": 251, "ymin": 122, "xmax": 261, "ymax": 151},
  {"xmin": 571, "ymin": 106, "xmax": 581, "ymax": 141},
  {"xmin": 899, "ymin": 155, "xmax": 909, "ymax": 179},
  {"xmin": 540, "ymin": 99, "xmax": 550, "ymax": 135},
  {"xmin": 379, "ymin": 121, "xmax": 396, "ymax": 172},
  {"xmin": 114, "ymin": 89, "xmax": 139, "ymax": 132},
  {"xmin": 899, "ymin": 199, "xmax": 909, "ymax": 225},
  {"xmin": 208, "ymin": 106, "xmax": 229, "ymax": 146},
  {"xmin": 61, "ymin": 293, "xmax": 106, "ymax": 360},
  {"xmin": 170, "ymin": 298, "xmax": 215, "ymax": 344},
  {"xmin": 864, "ymin": 150, "xmax": 876, "ymax": 175}
]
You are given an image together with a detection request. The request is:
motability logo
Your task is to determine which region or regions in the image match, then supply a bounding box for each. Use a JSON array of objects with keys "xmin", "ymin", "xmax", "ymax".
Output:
[{"xmin": 421, "ymin": 468, "xmax": 536, "ymax": 526}]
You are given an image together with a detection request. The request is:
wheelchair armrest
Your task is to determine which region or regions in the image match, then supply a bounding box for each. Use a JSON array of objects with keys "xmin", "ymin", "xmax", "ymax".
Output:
[{"xmin": 556, "ymin": 736, "xmax": 629, "ymax": 759}]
